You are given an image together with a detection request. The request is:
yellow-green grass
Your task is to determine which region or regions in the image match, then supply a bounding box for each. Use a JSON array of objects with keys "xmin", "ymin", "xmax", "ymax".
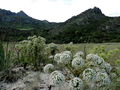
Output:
[{"xmin": 58, "ymin": 43, "xmax": 120, "ymax": 54}]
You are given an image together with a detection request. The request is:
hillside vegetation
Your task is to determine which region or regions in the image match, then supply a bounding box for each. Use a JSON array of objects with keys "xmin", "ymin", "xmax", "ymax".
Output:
[{"xmin": 0, "ymin": 7, "xmax": 120, "ymax": 43}]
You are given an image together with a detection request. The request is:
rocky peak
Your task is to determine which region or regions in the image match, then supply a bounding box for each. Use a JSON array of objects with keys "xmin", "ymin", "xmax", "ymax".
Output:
[
  {"xmin": 91, "ymin": 7, "xmax": 103, "ymax": 15},
  {"xmin": 0, "ymin": 8, "xmax": 16, "ymax": 16},
  {"xmin": 17, "ymin": 10, "xmax": 28, "ymax": 17},
  {"xmin": 65, "ymin": 7, "xmax": 105, "ymax": 24},
  {"xmin": 82, "ymin": 7, "xmax": 104, "ymax": 16}
]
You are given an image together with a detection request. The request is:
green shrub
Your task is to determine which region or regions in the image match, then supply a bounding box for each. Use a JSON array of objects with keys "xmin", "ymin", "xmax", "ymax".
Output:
[{"xmin": 15, "ymin": 35, "xmax": 48, "ymax": 70}]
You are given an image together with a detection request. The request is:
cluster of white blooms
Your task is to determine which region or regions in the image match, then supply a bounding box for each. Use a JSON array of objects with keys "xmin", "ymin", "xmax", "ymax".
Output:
[
  {"xmin": 86, "ymin": 54, "xmax": 112, "ymax": 73},
  {"xmin": 72, "ymin": 57, "xmax": 84, "ymax": 69},
  {"xmin": 74, "ymin": 51, "xmax": 84, "ymax": 58},
  {"xmin": 62, "ymin": 51, "xmax": 72, "ymax": 58},
  {"xmin": 47, "ymin": 50, "xmax": 113, "ymax": 88},
  {"xmin": 86, "ymin": 54, "xmax": 96, "ymax": 61},
  {"xmin": 94, "ymin": 67, "xmax": 106, "ymax": 73},
  {"xmin": 60, "ymin": 53, "xmax": 71, "ymax": 64},
  {"xmin": 43, "ymin": 64, "xmax": 54, "ymax": 73},
  {"xmin": 50, "ymin": 71, "xmax": 65, "ymax": 86},
  {"xmin": 102, "ymin": 62, "xmax": 112, "ymax": 73},
  {"xmin": 54, "ymin": 53, "xmax": 61, "ymax": 63},
  {"xmin": 96, "ymin": 72, "xmax": 111, "ymax": 87},
  {"xmin": 54, "ymin": 51, "xmax": 72, "ymax": 64},
  {"xmin": 86, "ymin": 54, "xmax": 104, "ymax": 66},
  {"xmin": 70, "ymin": 77, "xmax": 84, "ymax": 90},
  {"xmin": 82, "ymin": 68, "xmax": 96, "ymax": 82}
]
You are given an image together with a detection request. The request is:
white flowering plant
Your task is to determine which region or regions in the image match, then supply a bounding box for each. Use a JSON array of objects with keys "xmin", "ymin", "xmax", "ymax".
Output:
[
  {"xmin": 72, "ymin": 57, "xmax": 84, "ymax": 70},
  {"xmin": 82, "ymin": 68, "xmax": 96, "ymax": 82},
  {"xmin": 44, "ymin": 49, "xmax": 115, "ymax": 89},
  {"xmin": 96, "ymin": 72, "xmax": 111, "ymax": 87},
  {"xmin": 69, "ymin": 77, "xmax": 84, "ymax": 90},
  {"xmin": 44, "ymin": 64, "xmax": 54, "ymax": 73},
  {"xmin": 50, "ymin": 70, "xmax": 65, "ymax": 86}
]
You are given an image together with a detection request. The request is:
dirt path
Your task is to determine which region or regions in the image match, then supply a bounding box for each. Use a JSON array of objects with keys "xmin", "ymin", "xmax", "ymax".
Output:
[{"xmin": 0, "ymin": 71, "xmax": 70, "ymax": 90}]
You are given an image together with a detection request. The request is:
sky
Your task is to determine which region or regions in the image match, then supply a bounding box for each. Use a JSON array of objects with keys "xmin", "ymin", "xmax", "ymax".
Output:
[{"xmin": 0, "ymin": 0, "xmax": 120, "ymax": 22}]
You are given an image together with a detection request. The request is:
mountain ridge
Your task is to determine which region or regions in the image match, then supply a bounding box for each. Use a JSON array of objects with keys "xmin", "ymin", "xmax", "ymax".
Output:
[
  {"xmin": 0, "ymin": 8, "xmax": 57, "ymax": 30},
  {"xmin": 0, "ymin": 7, "xmax": 120, "ymax": 43}
]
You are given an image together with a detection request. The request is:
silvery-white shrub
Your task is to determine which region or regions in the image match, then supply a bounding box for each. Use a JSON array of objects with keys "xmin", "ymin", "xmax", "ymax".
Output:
[
  {"xmin": 94, "ymin": 67, "xmax": 106, "ymax": 73},
  {"xmin": 102, "ymin": 62, "xmax": 112, "ymax": 73},
  {"xmin": 72, "ymin": 56, "xmax": 84, "ymax": 70},
  {"xmin": 43, "ymin": 64, "xmax": 54, "ymax": 73},
  {"xmin": 86, "ymin": 54, "xmax": 105, "ymax": 66},
  {"xmin": 62, "ymin": 51, "xmax": 72, "ymax": 58},
  {"xmin": 96, "ymin": 72, "xmax": 111, "ymax": 87},
  {"xmin": 86, "ymin": 54, "xmax": 100, "ymax": 61},
  {"xmin": 49, "ymin": 51, "xmax": 113, "ymax": 89},
  {"xmin": 59, "ymin": 53, "xmax": 71, "ymax": 64},
  {"xmin": 54, "ymin": 53, "xmax": 61, "ymax": 63},
  {"xmin": 50, "ymin": 71, "xmax": 65, "ymax": 86},
  {"xmin": 69, "ymin": 77, "xmax": 84, "ymax": 90},
  {"xmin": 82, "ymin": 68, "xmax": 96, "ymax": 82}
]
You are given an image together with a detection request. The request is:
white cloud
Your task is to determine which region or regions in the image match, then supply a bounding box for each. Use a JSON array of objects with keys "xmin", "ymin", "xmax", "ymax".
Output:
[
  {"xmin": 94, "ymin": 0, "xmax": 120, "ymax": 16},
  {"xmin": 0, "ymin": 0, "xmax": 120, "ymax": 22}
]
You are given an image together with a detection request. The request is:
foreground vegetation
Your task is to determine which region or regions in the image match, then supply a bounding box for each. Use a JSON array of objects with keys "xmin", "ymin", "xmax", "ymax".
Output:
[{"xmin": 0, "ymin": 36, "xmax": 120, "ymax": 90}]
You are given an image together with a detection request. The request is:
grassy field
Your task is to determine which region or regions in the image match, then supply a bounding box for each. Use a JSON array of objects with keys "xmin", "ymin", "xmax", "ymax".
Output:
[
  {"xmin": 4, "ymin": 42, "xmax": 120, "ymax": 58},
  {"xmin": 59, "ymin": 43, "xmax": 120, "ymax": 53}
]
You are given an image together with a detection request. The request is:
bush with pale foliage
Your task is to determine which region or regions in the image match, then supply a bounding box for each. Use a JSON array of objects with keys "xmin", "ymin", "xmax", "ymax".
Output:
[{"xmin": 44, "ymin": 50, "xmax": 114, "ymax": 89}]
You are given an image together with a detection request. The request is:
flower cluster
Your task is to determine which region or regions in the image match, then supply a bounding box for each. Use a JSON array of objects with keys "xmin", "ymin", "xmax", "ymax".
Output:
[
  {"xmin": 50, "ymin": 71, "xmax": 65, "ymax": 86},
  {"xmin": 70, "ymin": 77, "xmax": 83, "ymax": 90},
  {"xmin": 86, "ymin": 54, "xmax": 112, "ymax": 73},
  {"xmin": 96, "ymin": 72, "xmax": 111, "ymax": 87},
  {"xmin": 60, "ymin": 52, "xmax": 71, "ymax": 64},
  {"xmin": 86, "ymin": 54, "xmax": 104, "ymax": 66},
  {"xmin": 82, "ymin": 68, "xmax": 96, "ymax": 82},
  {"xmin": 43, "ymin": 64, "xmax": 54, "ymax": 73},
  {"xmin": 62, "ymin": 51, "xmax": 72, "ymax": 58},
  {"xmin": 54, "ymin": 53, "xmax": 61, "ymax": 63},
  {"xmin": 102, "ymin": 62, "xmax": 112, "ymax": 73},
  {"xmin": 44, "ymin": 50, "xmax": 113, "ymax": 88},
  {"xmin": 54, "ymin": 51, "xmax": 72, "ymax": 64},
  {"xmin": 72, "ymin": 56, "xmax": 84, "ymax": 69}
]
